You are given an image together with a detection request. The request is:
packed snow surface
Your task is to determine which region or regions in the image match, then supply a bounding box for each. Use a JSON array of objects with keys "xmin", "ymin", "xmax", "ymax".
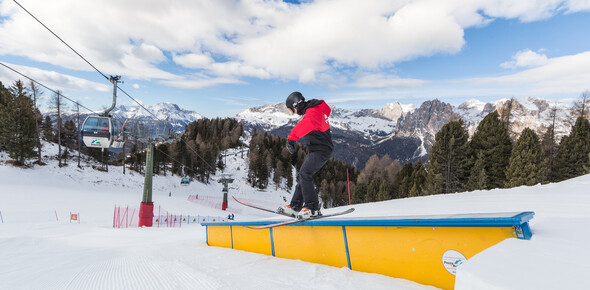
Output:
[{"xmin": 1, "ymin": 142, "xmax": 589, "ymax": 289}]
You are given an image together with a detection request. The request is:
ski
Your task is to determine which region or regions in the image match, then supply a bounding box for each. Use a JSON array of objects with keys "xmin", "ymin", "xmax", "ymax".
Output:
[
  {"xmin": 246, "ymin": 208, "xmax": 355, "ymax": 229},
  {"xmin": 232, "ymin": 196, "xmax": 295, "ymax": 218}
]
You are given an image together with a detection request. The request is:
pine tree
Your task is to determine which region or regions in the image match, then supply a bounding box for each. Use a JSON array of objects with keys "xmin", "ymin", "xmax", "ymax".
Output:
[
  {"xmin": 352, "ymin": 182, "xmax": 367, "ymax": 204},
  {"xmin": 376, "ymin": 179, "xmax": 390, "ymax": 201},
  {"xmin": 247, "ymin": 132, "xmax": 269, "ymax": 189},
  {"xmin": 27, "ymin": 81, "xmax": 44, "ymax": 165},
  {"xmin": 540, "ymin": 106, "xmax": 560, "ymax": 182},
  {"xmin": 505, "ymin": 128, "xmax": 547, "ymax": 187},
  {"xmin": 553, "ymin": 117, "xmax": 590, "ymax": 181},
  {"xmin": 395, "ymin": 163, "xmax": 414, "ymax": 198},
  {"xmin": 470, "ymin": 111, "xmax": 512, "ymax": 189},
  {"xmin": 425, "ymin": 120, "xmax": 472, "ymax": 194},
  {"xmin": 424, "ymin": 169, "xmax": 444, "ymax": 195},
  {"xmin": 467, "ymin": 151, "xmax": 488, "ymax": 191},
  {"xmin": 409, "ymin": 161, "xmax": 427, "ymax": 196},
  {"xmin": 0, "ymin": 81, "xmax": 8, "ymax": 107},
  {"xmin": 41, "ymin": 115, "xmax": 54, "ymax": 142},
  {"xmin": 273, "ymin": 160, "xmax": 284, "ymax": 190},
  {"xmin": 0, "ymin": 81, "xmax": 9, "ymax": 151},
  {"xmin": 62, "ymin": 120, "xmax": 77, "ymax": 149},
  {"xmin": 49, "ymin": 91, "xmax": 65, "ymax": 167},
  {"xmin": 365, "ymin": 179, "xmax": 380, "ymax": 202},
  {"xmin": 0, "ymin": 81, "xmax": 37, "ymax": 165}
]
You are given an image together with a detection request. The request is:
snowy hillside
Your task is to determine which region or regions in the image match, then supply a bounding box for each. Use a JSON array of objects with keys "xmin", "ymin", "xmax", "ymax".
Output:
[{"xmin": 1, "ymin": 142, "xmax": 590, "ymax": 289}]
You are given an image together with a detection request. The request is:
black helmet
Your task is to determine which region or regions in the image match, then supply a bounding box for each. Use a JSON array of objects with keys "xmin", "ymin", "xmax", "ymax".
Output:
[{"xmin": 285, "ymin": 91, "xmax": 305, "ymax": 113}]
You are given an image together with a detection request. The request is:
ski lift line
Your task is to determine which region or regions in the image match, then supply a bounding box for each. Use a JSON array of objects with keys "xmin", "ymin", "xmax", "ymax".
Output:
[
  {"xmin": 0, "ymin": 61, "xmax": 97, "ymax": 114},
  {"xmin": 13, "ymin": 0, "xmax": 171, "ymax": 127},
  {"xmin": 12, "ymin": 0, "xmax": 110, "ymax": 82},
  {"xmin": 118, "ymin": 90, "xmax": 216, "ymax": 171},
  {"xmin": 14, "ymin": 0, "xmax": 214, "ymax": 169}
]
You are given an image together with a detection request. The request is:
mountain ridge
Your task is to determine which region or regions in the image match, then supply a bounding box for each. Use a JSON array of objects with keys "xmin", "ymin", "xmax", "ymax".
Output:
[
  {"xmin": 237, "ymin": 97, "xmax": 575, "ymax": 168},
  {"xmin": 45, "ymin": 97, "xmax": 576, "ymax": 169}
]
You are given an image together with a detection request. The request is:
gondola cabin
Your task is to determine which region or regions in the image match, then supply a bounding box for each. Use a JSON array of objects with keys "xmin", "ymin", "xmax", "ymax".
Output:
[
  {"xmin": 81, "ymin": 116, "xmax": 125, "ymax": 149},
  {"xmin": 180, "ymin": 177, "xmax": 191, "ymax": 186}
]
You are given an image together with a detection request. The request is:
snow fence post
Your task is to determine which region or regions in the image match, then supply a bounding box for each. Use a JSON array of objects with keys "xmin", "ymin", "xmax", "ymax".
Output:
[{"xmin": 139, "ymin": 143, "xmax": 154, "ymax": 227}]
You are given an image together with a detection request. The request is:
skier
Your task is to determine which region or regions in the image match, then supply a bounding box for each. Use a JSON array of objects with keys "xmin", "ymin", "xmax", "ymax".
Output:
[{"xmin": 278, "ymin": 91, "xmax": 334, "ymax": 219}]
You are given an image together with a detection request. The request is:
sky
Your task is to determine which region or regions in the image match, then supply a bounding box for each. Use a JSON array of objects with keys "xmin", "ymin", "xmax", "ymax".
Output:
[
  {"xmin": 1, "ymin": 0, "xmax": 590, "ymax": 118},
  {"xmin": 1, "ymin": 141, "xmax": 590, "ymax": 289}
]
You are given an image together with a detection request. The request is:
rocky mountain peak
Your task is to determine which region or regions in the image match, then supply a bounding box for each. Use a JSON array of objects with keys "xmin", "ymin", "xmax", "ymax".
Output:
[
  {"xmin": 379, "ymin": 102, "xmax": 405, "ymax": 121},
  {"xmin": 395, "ymin": 99, "xmax": 456, "ymax": 137}
]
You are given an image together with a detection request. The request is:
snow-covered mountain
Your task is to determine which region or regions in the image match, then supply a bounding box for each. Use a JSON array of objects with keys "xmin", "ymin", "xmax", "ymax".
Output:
[
  {"xmin": 47, "ymin": 97, "xmax": 575, "ymax": 169},
  {"xmin": 47, "ymin": 102, "xmax": 203, "ymax": 133},
  {"xmin": 112, "ymin": 102, "xmax": 203, "ymax": 133},
  {"xmin": 236, "ymin": 97, "xmax": 576, "ymax": 168},
  {"xmin": 237, "ymin": 102, "xmax": 414, "ymax": 141}
]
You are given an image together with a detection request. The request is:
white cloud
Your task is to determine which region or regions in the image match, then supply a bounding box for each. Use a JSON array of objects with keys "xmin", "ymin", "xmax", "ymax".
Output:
[
  {"xmin": 173, "ymin": 53, "xmax": 213, "ymax": 69},
  {"xmin": 352, "ymin": 74, "xmax": 427, "ymax": 89},
  {"xmin": 475, "ymin": 51, "xmax": 590, "ymax": 95},
  {"xmin": 501, "ymin": 49, "xmax": 549, "ymax": 69},
  {"xmin": 131, "ymin": 43, "xmax": 166, "ymax": 63},
  {"xmin": 159, "ymin": 73, "xmax": 245, "ymax": 89},
  {"xmin": 0, "ymin": 62, "xmax": 109, "ymax": 93},
  {"xmin": 1, "ymin": 0, "xmax": 589, "ymax": 90},
  {"xmin": 209, "ymin": 62, "xmax": 270, "ymax": 79}
]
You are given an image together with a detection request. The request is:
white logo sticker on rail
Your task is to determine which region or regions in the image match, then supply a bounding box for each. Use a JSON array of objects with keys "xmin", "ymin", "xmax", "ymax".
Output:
[{"xmin": 442, "ymin": 250, "xmax": 467, "ymax": 275}]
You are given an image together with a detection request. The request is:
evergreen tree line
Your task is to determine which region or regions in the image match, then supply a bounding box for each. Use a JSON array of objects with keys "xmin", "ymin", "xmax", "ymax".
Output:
[
  {"xmin": 3, "ymin": 77, "xmax": 589, "ymax": 204},
  {"xmin": 1, "ymin": 79, "xmax": 246, "ymax": 180},
  {"xmin": 0, "ymin": 80, "xmax": 135, "ymax": 170},
  {"xmin": 167, "ymin": 118, "xmax": 244, "ymax": 182},
  {"xmin": 247, "ymin": 130, "xmax": 359, "ymax": 208},
  {"xmin": 0, "ymin": 80, "xmax": 39, "ymax": 166},
  {"xmin": 354, "ymin": 110, "xmax": 590, "ymax": 203}
]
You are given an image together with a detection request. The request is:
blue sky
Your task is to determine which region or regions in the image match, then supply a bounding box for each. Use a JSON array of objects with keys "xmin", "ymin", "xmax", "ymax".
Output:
[{"xmin": 1, "ymin": 0, "xmax": 590, "ymax": 118}]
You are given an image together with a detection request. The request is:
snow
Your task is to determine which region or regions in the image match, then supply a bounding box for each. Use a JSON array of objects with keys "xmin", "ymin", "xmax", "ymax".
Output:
[
  {"xmin": 1, "ymin": 142, "xmax": 590, "ymax": 289},
  {"xmin": 330, "ymin": 110, "xmax": 396, "ymax": 140},
  {"xmin": 401, "ymin": 104, "xmax": 416, "ymax": 113},
  {"xmin": 237, "ymin": 103, "xmax": 399, "ymax": 140}
]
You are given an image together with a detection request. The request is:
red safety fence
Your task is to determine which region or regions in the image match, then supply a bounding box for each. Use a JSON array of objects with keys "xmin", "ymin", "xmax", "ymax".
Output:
[
  {"xmin": 187, "ymin": 194, "xmax": 245, "ymax": 214},
  {"xmin": 113, "ymin": 205, "xmax": 138, "ymax": 228},
  {"xmin": 113, "ymin": 204, "xmax": 230, "ymax": 228}
]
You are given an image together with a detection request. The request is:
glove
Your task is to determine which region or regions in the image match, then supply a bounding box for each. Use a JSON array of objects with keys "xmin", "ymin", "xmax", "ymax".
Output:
[{"xmin": 286, "ymin": 139, "xmax": 297, "ymax": 155}]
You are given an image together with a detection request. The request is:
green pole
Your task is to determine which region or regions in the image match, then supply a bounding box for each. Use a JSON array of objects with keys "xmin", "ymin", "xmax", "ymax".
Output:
[
  {"xmin": 139, "ymin": 142, "xmax": 155, "ymax": 227},
  {"xmin": 142, "ymin": 142, "xmax": 154, "ymax": 203}
]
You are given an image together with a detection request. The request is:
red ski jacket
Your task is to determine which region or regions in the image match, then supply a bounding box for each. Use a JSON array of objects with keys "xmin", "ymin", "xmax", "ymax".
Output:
[{"xmin": 288, "ymin": 99, "xmax": 334, "ymax": 154}]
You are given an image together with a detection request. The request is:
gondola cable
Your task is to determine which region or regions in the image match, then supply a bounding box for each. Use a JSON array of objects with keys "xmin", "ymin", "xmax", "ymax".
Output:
[
  {"xmin": 0, "ymin": 61, "xmax": 97, "ymax": 114},
  {"xmin": 12, "ymin": 0, "xmax": 110, "ymax": 82},
  {"xmin": 12, "ymin": 0, "xmax": 217, "ymax": 171}
]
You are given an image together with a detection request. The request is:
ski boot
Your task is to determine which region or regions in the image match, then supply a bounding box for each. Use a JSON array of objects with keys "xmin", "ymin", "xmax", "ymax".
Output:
[
  {"xmin": 277, "ymin": 205, "xmax": 298, "ymax": 217},
  {"xmin": 296, "ymin": 207, "xmax": 322, "ymax": 220}
]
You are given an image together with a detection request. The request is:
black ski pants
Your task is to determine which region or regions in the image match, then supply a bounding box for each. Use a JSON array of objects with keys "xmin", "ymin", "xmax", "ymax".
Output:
[{"xmin": 290, "ymin": 150, "xmax": 332, "ymax": 211}]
